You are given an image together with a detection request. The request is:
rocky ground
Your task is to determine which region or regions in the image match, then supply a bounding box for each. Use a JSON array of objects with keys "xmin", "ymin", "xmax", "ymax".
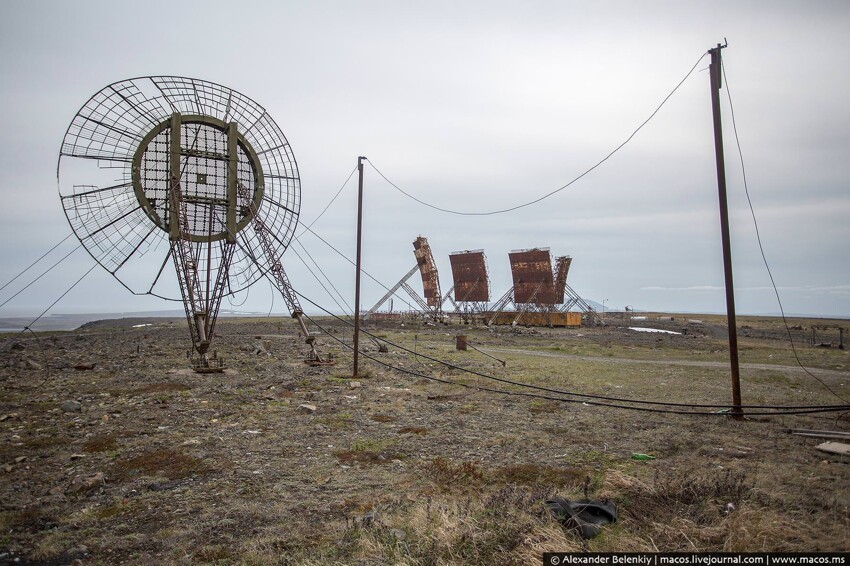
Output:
[{"xmin": 0, "ymin": 314, "xmax": 848, "ymax": 564}]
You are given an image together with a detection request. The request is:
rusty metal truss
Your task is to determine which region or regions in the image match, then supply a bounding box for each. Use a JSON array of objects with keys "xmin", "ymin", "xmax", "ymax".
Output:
[
  {"xmin": 413, "ymin": 236, "xmax": 442, "ymax": 311},
  {"xmin": 487, "ymin": 249, "xmax": 603, "ymax": 327},
  {"xmin": 554, "ymin": 256, "xmax": 572, "ymax": 304},
  {"xmin": 363, "ymin": 236, "xmax": 442, "ymax": 321}
]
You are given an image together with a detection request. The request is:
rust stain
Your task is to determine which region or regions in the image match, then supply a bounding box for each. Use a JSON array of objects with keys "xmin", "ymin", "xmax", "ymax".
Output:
[
  {"xmin": 508, "ymin": 248, "xmax": 557, "ymax": 305},
  {"xmin": 554, "ymin": 256, "xmax": 572, "ymax": 304},
  {"xmin": 413, "ymin": 236, "xmax": 442, "ymax": 307},
  {"xmin": 449, "ymin": 250, "xmax": 490, "ymax": 302}
]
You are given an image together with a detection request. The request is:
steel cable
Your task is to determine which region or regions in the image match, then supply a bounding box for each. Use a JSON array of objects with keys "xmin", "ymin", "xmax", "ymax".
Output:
[
  {"xmin": 0, "ymin": 232, "xmax": 73, "ymax": 294},
  {"xmin": 0, "ymin": 244, "xmax": 82, "ymax": 309},
  {"xmin": 293, "ymin": 288, "xmax": 849, "ymax": 414},
  {"xmin": 722, "ymin": 61, "xmax": 848, "ymax": 404},
  {"xmin": 367, "ymin": 51, "xmax": 708, "ymax": 216}
]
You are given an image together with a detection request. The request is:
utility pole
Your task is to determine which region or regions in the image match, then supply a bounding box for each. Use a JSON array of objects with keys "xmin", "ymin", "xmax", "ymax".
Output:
[
  {"xmin": 708, "ymin": 41, "xmax": 743, "ymax": 420},
  {"xmin": 353, "ymin": 156, "xmax": 366, "ymax": 378}
]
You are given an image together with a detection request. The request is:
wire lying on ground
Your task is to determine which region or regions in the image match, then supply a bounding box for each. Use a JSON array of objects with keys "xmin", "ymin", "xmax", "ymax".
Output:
[{"xmin": 291, "ymin": 288, "xmax": 850, "ymax": 416}]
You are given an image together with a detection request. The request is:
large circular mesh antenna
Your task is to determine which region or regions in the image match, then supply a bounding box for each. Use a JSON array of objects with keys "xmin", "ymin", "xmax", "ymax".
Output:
[
  {"xmin": 58, "ymin": 76, "xmax": 314, "ymax": 370},
  {"xmin": 57, "ymin": 76, "xmax": 300, "ymax": 300}
]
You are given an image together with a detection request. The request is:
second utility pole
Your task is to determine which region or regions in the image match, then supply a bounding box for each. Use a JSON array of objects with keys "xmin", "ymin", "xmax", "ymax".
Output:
[
  {"xmin": 708, "ymin": 42, "xmax": 743, "ymax": 420},
  {"xmin": 353, "ymin": 156, "xmax": 366, "ymax": 378}
]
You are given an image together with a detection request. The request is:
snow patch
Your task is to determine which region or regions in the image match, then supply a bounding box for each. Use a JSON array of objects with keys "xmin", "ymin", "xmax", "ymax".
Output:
[{"xmin": 629, "ymin": 327, "xmax": 681, "ymax": 335}]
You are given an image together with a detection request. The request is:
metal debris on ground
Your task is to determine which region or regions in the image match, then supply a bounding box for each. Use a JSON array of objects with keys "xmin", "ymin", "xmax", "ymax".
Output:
[
  {"xmin": 546, "ymin": 497, "xmax": 617, "ymax": 540},
  {"xmin": 787, "ymin": 429, "xmax": 850, "ymax": 441},
  {"xmin": 815, "ymin": 442, "xmax": 850, "ymax": 456},
  {"xmin": 304, "ymin": 350, "xmax": 335, "ymax": 366}
]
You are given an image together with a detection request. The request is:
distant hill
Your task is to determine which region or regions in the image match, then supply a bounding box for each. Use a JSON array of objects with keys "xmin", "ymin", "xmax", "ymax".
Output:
[{"xmin": 0, "ymin": 309, "xmax": 276, "ymax": 333}]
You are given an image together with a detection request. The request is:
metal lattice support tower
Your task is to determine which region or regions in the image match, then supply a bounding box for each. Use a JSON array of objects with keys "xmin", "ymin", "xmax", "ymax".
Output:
[
  {"xmin": 452, "ymin": 278, "xmax": 489, "ymax": 322},
  {"xmin": 164, "ymin": 113, "xmax": 239, "ymax": 368},
  {"xmin": 562, "ymin": 283, "xmax": 604, "ymax": 325},
  {"xmin": 236, "ymin": 184, "xmax": 331, "ymax": 362},
  {"xmin": 487, "ymin": 286, "xmax": 515, "ymax": 326},
  {"xmin": 363, "ymin": 264, "xmax": 419, "ymax": 320},
  {"xmin": 441, "ymin": 285, "xmax": 457, "ymax": 311},
  {"xmin": 511, "ymin": 280, "xmax": 545, "ymax": 325},
  {"xmin": 401, "ymin": 281, "xmax": 433, "ymax": 314}
]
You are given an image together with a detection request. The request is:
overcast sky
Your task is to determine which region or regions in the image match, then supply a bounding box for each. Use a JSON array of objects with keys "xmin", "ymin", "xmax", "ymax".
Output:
[{"xmin": 1, "ymin": 0, "xmax": 848, "ymax": 320}]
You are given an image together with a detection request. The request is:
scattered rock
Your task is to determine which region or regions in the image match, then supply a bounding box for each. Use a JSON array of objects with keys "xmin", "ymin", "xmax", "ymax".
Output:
[
  {"xmin": 70, "ymin": 544, "xmax": 89, "ymax": 556},
  {"xmin": 251, "ymin": 341, "xmax": 271, "ymax": 356},
  {"xmin": 148, "ymin": 480, "xmax": 180, "ymax": 492},
  {"xmin": 361, "ymin": 509, "xmax": 380, "ymax": 528},
  {"xmin": 73, "ymin": 362, "xmax": 96, "ymax": 371},
  {"xmin": 14, "ymin": 456, "xmax": 26, "ymax": 463},
  {"xmin": 61, "ymin": 400, "xmax": 83, "ymax": 413},
  {"xmin": 10, "ymin": 342, "xmax": 25, "ymax": 351},
  {"xmin": 68, "ymin": 472, "xmax": 105, "ymax": 493},
  {"xmin": 298, "ymin": 403, "xmax": 317, "ymax": 414},
  {"xmin": 3, "ymin": 464, "xmax": 12, "ymax": 473},
  {"xmin": 349, "ymin": 381, "xmax": 362, "ymax": 389},
  {"xmin": 70, "ymin": 454, "xmax": 86, "ymax": 460},
  {"xmin": 24, "ymin": 358, "xmax": 43, "ymax": 370}
]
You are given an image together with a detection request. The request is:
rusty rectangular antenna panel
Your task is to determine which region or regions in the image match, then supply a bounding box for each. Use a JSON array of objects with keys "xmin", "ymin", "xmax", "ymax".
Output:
[
  {"xmin": 554, "ymin": 256, "xmax": 572, "ymax": 304},
  {"xmin": 449, "ymin": 250, "xmax": 490, "ymax": 302},
  {"xmin": 413, "ymin": 236, "xmax": 442, "ymax": 307},
  {"xmin": 509, "ymin": 248, "xmax": 556, "ymax": 304}
]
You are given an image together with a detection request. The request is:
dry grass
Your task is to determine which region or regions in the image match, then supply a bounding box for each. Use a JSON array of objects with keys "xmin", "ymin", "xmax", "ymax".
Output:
[
  {"xmin": 341, "ymin": 464, "xmax": 849, "ymax": 561},
  {"xmin": 349, "ymin": 485, "xmax": 581, "ymax": 564},
  {"xmin": 110, "ymin": 448, "xmax": 208, "ymax": 481},
  {"xmin": 2, "ymin": 315, "xmax": 848, "ymax": 562},
  {"xmin": 82, "ymin": 433, "xmax": 119, "ymax": 453},
  {"xmin": 29, "ymin": 530, "xmax": 73, "ymax": 561},
  {"xmin": 131, "ymin": 382, "xmax": 191, "ymax": 395},
  {"xmin": 335, "ymin": 438, "xmax": 404, "ymax": 466},
  {"xmin": 424, "ymin": 457, "xmax": 485, "ymax": 489},
  {"xmin": 398, "ymin": 426, "xmax": 430, "ymax": 435},
  {"xmin": 372, "ymin": 414, "xmax": 398, "ymax": 423}
]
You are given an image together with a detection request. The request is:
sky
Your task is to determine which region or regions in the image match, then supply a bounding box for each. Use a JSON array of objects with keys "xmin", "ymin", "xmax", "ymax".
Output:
[{"xmin": 0, "ymin": 0, "xmax": 848, "ymax": 321}]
